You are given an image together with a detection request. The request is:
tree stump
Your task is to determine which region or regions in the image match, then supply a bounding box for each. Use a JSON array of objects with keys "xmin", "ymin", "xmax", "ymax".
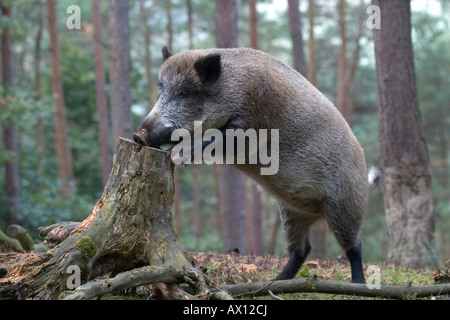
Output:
[{"xmin": 0, "ymin": 138, "xmax": 209, "ymax": 300}]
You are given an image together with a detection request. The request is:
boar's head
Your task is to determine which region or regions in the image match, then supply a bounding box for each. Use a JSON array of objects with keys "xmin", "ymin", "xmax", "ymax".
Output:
[{"xmin": 133, "ymin": 47, "xmax": 240, "ymax": 149}]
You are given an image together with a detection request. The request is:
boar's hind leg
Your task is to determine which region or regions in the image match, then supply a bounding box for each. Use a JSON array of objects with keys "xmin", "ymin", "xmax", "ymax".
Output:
[
  {"xmin": 275, "ymin": 205, "xmax": 314, "ymax": 280},
  {"xmin": 324, "ymin": 200, "xmax": 365, "ymax": 284}
]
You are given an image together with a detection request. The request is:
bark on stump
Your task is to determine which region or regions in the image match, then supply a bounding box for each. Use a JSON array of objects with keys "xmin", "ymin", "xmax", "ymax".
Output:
[{"xmin": 0, "ymin": 138, "xmax": 208, "ymax": 300}]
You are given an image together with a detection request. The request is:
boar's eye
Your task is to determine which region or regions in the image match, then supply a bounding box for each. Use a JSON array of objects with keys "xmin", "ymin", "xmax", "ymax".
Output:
[{"xmin": 178, "ymin": 89, "xmax": 191, "ymax": 98}]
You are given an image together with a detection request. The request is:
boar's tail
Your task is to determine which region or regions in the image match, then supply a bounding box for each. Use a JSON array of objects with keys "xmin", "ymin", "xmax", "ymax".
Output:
[{"xmin": 368, "ymin": 166, "xmax": 382, "ymax": 188}]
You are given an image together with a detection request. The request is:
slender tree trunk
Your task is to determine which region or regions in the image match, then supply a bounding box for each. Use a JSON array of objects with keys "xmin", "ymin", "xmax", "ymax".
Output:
[
  {"xmin": 108, "ymin": 0, "xmax": 133, "ymax": 141},
  {"xmin": 213, "ymin": 165, "xmax": 223, "ymax": 241},
  {"xmin": 307, "ymin": 0, "xmax": 317, "ymax": 86},
  {"xmin": 219, "ymin": 165, "xmax": 247, "ymax": 254},
  {"xmin": 47, "ymin": 0, "xmax": 75, "ymax": 197},
  {"xmin": 1, "ymin": 1, "xmax": 20, "ymax": 226},
  {"xmin": 244, "ymin": 176, "xmax": 253, "ymax": 254},
  {"xmin": 165, "ymin": 0, "xmax": 173, "ymax": 52},
  {"xmin": 215, "ymin": 0, "xmax": 247, "ymax": 254},
  {"xmin": 268, "ymin": 213, "xmax": 281, "ymax": 255},
  {"xmin": 246, "ymin": 0, "xmax": 264, "ymax": 256},
  {"xmin": 251, "ymin": 183, "xmax": 263, "ymax": 255},
  {"xmin": 35, "ymin": 0, "xmax": 45, "ymax": 175},
  {"xmin": 343, "ymin": 5, "xmax": 365, "ymax": 128},
  {"xmin": 93, "ymin": 0, "xmax": 112, "ymax": 187},
  {"xmin": 248, "ymin": 0, "xmax": 258, "ymax": 49},
  {"xmin": 215, "ymin": 0, "xmax": 238, "ymax": 48},
  {"xmin": 373, "ymin": 0, "xmax": 436, "ymax": 267},
  {"xmin": 140, "ymin": 0, "xmax": 155, "ymax": 108},
  {"xmin": 193, "ymin": 165, "xmax": 202, "ymax": 247},
  {"xmin": 187, "ymin": 0, "xmax": 194, "ymax": 50},
  {"xmin": 335, "ymin": 0, "xmax": 348, "ymax": 124},
  {"xmin": 287, "ymin": 0, "xmax": 308, "ymax": 76},
  {"xmin": 305, "ymin": 0, "xmax": 327, "ymax": 259}
]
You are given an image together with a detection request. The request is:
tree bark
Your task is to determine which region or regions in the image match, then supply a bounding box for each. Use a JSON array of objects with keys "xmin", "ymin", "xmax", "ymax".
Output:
[
  {"xmin": 248, "ymin": 0, "xmax": 258, "ymax": 49},
  {"xmin": 307, "ymin": 0, "xmax": 317, "ymax": 86},
  {"xmin": 215, "ymin": 0, "xmax": 239, "ymax": 48},
  {"xmin": 34, "ymin": 0, "xmax": 45, "ymax": 175},
  {"xmin": 0, "ymin": 139, "xmax": 208, "ymax": 300},
  {"xmin": 373, "ymin": 0, "xmax": 436, "ymax": 267},
  {"xmin": 215, "ymin": 0, "xmax": 247, "ymax": 254},
  {"xmin": 247, "ymin": 0, "xmax": 264, "ymax": 256},
  {"xmin": 305, "ymin": 0, "xmax": 327, "ymax": 259},
  {"xmin": 165, "ymin": 0, "xmax": 173, "ymax": 52},
  {"xmin": 47, "ymin": 0, "xmax": 75, "ymax": 197},
  {"xmin": 250, "ymin": 183, "xmax": 263, "ymax": 255},
  {"xmin": 187, "ymin": 0, "xmax": 194, "ymax": 50},
  {"xmin": 93, "ymin": 0, "xmax": 112, "ymax": 187},
  {"xmin": 140, "ymin": 0, "xmax": 156, "ymax": 108},
  {"xmin": 335, "ymin": 0, "xmax": 348, "ymax": 123},
  {"xmin": 1, "ymin": 1, "xmax": 21, "ymax": 225},
  {"xmin": 343, "ymin": 7, "xmax": 365, "ymax": 128},
  {"xmin": 108, "ymin": 0, "xmax": 133, "ymax": 141},
  {"xmin": 287, "ymin": 0, "xmax": 308, "ymax": 76},
  {"xmin": 219, "ymin": 166, "xmax": 247, "ymax": 254},
  {"xmin": 193, "ymin": 165, "xmax": 202, "ymax": 247}
]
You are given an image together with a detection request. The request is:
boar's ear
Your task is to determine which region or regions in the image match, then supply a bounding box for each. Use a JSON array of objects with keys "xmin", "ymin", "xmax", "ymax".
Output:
[
  {"xmin": 194, "ymin": 54, "xmax": 221, "ymax": 87},
  {"xmin": 162, "ymin": 46, "xmax": 172, "ymax": 61}
]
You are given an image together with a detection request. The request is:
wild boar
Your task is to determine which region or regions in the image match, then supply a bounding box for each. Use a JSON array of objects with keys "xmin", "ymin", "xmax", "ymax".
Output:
[{"xmin": 134, "ymin": 47, "xmax": 380, "ymax": 283}]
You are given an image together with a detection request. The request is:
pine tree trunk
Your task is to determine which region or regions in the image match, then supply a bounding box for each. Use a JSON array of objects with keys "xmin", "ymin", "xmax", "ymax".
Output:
[
  {"xmin": 287, "ymin": 0, "xmax": 308, "ymax": 76},
  {"xmin": 186, "ymin": 0, "xmax": 194, "ymax": 50},
  {"xmin": 108, "ymin": 0, "xmax": 133, "ymax": 140},
  {"xmin": 248, "ymin": 0, "xmax": 258, "ymax": 49},
  {"xmin": 307, "ymin": 0, "xmax": 317, "ymax": 86},
  {"xmin": 1, "ymin": 1, "xmax": 20, "ymax": 226},
  {"xmin": 215, "ymin": 0, "xmax": 238, "ymax": 48},
  {"xmin": 247, "ymin": 0, "xmax": 264, "ymax": 256},
  {"xmin": 139, "ymin": 0, "xmax": 156, "ymax": 107},
  {"xmin": 193, "ymin": 165, "xmax": 202, "ymax": 247},
  {"xmin": 93, "ymin": 0, "xmax": 112, "ymax": 187},
  {"xmin": 47, "ymin": 0, "xmax": 75, "ymax": 197},
  {"xmin": 373, "ymin": 0, "xmax": 436, "ymax": 267},
  {"xmin": 165, "ymin": 0, "xmax": 173, "ymax": 52},
  {"xmin": 35, "ymin": 0, "xmax": 45, "ymax": 176},
  {"xmin": 335, "ymin": 0, "xmax": 349, "ymax": 123},
  {"xmin": 0, "ymin": 139, "xmax": 206, "ymax": 300},
  {"xmin": 215, "ymin": 0, "xmax": 247, "ymax": 254}
]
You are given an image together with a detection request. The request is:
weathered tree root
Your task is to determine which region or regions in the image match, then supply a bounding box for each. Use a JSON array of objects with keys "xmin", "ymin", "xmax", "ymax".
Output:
[
  {"xmin": 0, "ymin": 138, "xmax": 213, "ymax": 300},
  {"xmin": 220, "ymin": 276, "xmax": 450, "ymax": 299}
]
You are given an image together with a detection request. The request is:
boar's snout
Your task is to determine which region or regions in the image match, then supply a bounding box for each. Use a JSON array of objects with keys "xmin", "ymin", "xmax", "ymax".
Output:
[
  {"xmin": 133, "ymin": 130, "xmax": 148, "ymax": 146},
  {"xmin": 133, "ymin": 125, "xmax": 175, "ymax": 149}
]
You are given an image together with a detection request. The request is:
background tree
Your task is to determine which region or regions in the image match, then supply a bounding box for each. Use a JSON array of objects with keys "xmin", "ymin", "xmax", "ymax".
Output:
[
  {"xmin": 373, "ymin": 0, "xmax": 436, "ymax": 267},
  {"xmin": 307, "ymin": 0, "xmax": 317, "ymax": 86},
  {"xmin": 245, "ymin": 0, "xmax": 264, "ymax": 256},
  {"xmin": 108, "ymin": 0, "xmax": 133, "ymax": 141},
  {"xmin": 46, "ymin": 0, "xmax": 75, "ymax": 197},
  {"xmin": 215, "ymin": 0, "xmax": 247, "ymax": 254},
  {"xmin": 1, "ymin": 0, "xmax": 20, "ymax": 225},
  {"xmin": 287, "ymin": 0, "xmax": 308, "ymax": 76},
  {"xmin": 335, "ymin": 0, "xmax": 348, "ymax": 123},
  {"xmin": 92, "ymin": 0, "xmax": 112, "ymax": 187}
]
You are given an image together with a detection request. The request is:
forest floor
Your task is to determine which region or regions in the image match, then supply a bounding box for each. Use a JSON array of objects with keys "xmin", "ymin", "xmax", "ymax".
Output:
[{"xmin": 106, "ymin": 251, "xmax": 448, "ymax": 300}]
